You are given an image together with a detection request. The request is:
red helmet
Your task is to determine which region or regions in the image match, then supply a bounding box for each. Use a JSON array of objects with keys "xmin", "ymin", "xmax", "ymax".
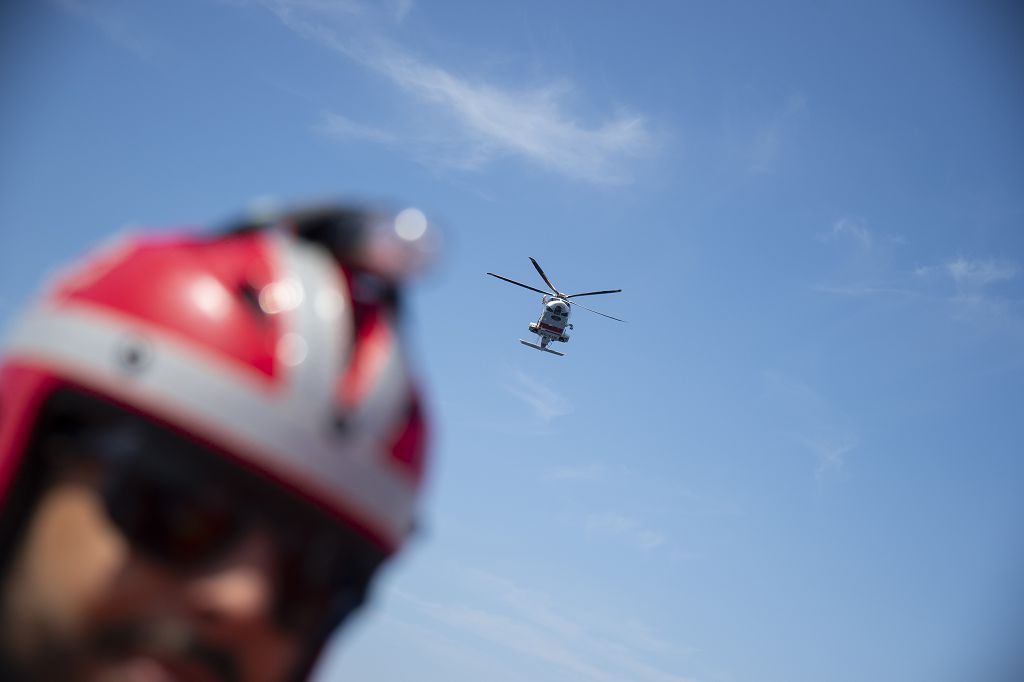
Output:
[{"xmin": 0, "ymin": 204, "xmax": 432, "ymax": 555}]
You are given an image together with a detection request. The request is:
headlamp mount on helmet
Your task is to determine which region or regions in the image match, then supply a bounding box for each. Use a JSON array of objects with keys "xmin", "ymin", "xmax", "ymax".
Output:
[{"xmin": 224, "ymin": 202, "xmax": 437, "ymax": 284}]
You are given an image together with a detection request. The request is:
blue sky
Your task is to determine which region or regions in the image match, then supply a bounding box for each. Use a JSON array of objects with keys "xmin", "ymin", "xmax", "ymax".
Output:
[{"xmin": 2, "ymin": 1, "xmax": 1023, "ymax": 681}]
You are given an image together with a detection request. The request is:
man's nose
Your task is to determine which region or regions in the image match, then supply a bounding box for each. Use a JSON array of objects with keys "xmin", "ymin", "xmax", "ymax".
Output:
[{"xmin": 179, "ymin": 531, "xmax": 279, "ymax": 626}]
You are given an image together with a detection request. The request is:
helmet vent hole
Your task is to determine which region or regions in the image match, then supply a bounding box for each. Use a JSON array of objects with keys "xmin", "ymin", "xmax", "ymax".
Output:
[
  {"xmin": 237, "ymin": 281, "xmax": 268, "ymax": 320},
  {"xmin": 116, "ymin": 336, "xmax": 153, "ymax": 374}
]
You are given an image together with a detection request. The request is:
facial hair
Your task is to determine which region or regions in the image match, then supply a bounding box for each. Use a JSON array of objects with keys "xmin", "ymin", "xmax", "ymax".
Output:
[{"xmin": 81, "ymin": 619, "xmax": 241, "ymax": 682}]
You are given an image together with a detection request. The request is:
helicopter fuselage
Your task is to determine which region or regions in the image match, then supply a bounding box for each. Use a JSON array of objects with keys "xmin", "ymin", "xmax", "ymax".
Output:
[
  {"xmin": 528, "ymin": 296, "xmax": 573, "ymax": 345},
  {"xmin": 486, "ymin": 256, "xmax": 622, "ymax": 357}
]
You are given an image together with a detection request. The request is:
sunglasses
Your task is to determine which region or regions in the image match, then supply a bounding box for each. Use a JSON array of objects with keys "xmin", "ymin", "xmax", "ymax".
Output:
[
  {"xmin": 37, "ymin": 408, "xmax": 383, "ymax": 632},
  {"xmin": 101, "ymin": 454, "xmax": 252, "ymax": 569}
]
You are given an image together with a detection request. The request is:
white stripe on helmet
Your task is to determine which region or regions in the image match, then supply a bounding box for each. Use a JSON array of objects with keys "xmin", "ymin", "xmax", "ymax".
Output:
[{"xmin": 3, "ymin": 246, "xmax": 417, "ymax": 546}]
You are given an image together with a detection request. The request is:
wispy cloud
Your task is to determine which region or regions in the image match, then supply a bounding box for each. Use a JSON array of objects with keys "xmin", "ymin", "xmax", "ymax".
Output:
[
  {"xmin": 910, "ymin": 256, "xmax": 1024, "ymax": 335},
  {"xmin": 373, "ymin": 53, "xmax": 653, "ymax": 182},
  {"xmin": 760, "ymin": 371, "xmax": 857, "ymax": 480},
  {"xmin": 542, "ymin": 463, "xmax": 606, "ymax": 482},
  {"xmin": 814, "ymin": 284, "xmax": 919, "ymax": 297},
  {"xmin": 390, "ymin": 0, "xmax": 414, "ymax": 22},
  {"xmin": 356, "ymin": 612, "xmax": 526, "ymax": 682},
  {"xmin": 817, "ymin": 211, "xmax": 1024, "ymax": 332},
  {"xmin": 504, "ymin": 369, "xmax": 571, "ymax": 422},
  {"xmin": 50, "ymin": 0, "xmax": 158, "ymax": 58},
  {"xmin": 260, "ymin": 0, "xmax": 364, "ymax": 19},
  {"xmin": 314, "ymin": 111, "xmax": 398, "ymax": 144},
  {"xmin": 944, "ymin": 256, "xmax": 1018, "ymax": 290},
  {"xmin": 251, "ymin": 0, "xmax": 654, "ymax": 183},
  {"xmin": 746, "ymin": 92, "xmax": 807, "ymax": 173},
  {"xmin": 915, "ymin": 256, "xmax": 1019, "ymax": 288},
  {"xmin": 822, "ymin": 250, "xmax": 1024, "ymax": 346},
  {"xmin": 393, "ymin": 569, "xmax": 697, "ymax": 682},
  {"xmin": 913, "ymin": 255, "xmax": 1019, "ymax": 307},
  {"xmin": 827, "ymin": 216, "xmax": 874, "ymax": 251},
  {"xmin": 804, "ymin": 439, "xmax": 854, "ymax": 480},
  {"xmin": 584, "ymin": 512, "xmax": 668, "ymax": 550},
  {"xmin": 821, "ymin": 214, "xmax": 912, "ymax": 251}
]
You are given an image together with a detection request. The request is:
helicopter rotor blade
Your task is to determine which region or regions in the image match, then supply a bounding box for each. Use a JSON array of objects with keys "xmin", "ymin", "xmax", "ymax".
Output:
[
  {"xmin": 567, "ymin": 289, "xmax": 622, "ymax": 298},
  {"xmin": 566, "ymin": 298, "xmax": 626, "ymax": 322},
  {"xmin": 486, "ymin": 272, "xmax": 553, "ymax": 296},
  {"xmin": 529, "ymin": 257, "xmax": 561, "ymax": 296}
]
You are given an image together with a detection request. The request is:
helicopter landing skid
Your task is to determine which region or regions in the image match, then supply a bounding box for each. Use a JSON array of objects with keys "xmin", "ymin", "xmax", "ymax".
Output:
[{"xmin": 519, "ymin": 340, "xmax": 565, "ymax": 356}]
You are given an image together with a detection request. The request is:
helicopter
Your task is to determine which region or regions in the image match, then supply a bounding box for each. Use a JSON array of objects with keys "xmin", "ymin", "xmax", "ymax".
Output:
[{"xmin": 487, "ymin": 257, "xmax": 624, "ymax": 356}]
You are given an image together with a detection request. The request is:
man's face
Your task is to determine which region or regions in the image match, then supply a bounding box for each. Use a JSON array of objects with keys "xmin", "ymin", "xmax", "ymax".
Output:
[{"xmin": 1, "ymin": 459, "xmax": 307, "ymax": 682}]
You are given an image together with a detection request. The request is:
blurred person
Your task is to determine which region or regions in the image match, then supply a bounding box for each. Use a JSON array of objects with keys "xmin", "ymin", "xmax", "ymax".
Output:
[{"xmin": 0, "ymin": 204, "xmax": 434, "ymax": 681}]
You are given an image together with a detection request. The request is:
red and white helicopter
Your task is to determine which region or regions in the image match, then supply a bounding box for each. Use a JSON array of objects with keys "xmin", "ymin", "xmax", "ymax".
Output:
[{"xmin": 487, "ymin": 257, "xmax": 624, "ymax": 356}]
